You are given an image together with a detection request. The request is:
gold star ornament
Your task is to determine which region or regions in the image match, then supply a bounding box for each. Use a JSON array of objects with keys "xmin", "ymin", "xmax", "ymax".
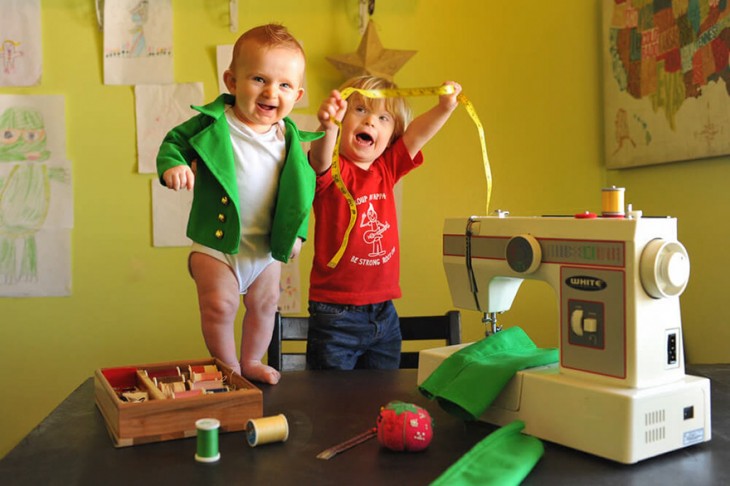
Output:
[{"xmin": 326, "ymin": 20, "xmax": 417, "ymax": 82}]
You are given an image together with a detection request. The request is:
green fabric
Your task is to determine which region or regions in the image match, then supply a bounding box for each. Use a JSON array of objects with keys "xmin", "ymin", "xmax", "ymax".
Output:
[
  {"xmin": 430, "ymin": 420, "xmax": 544, "ymax": 486},
  {"xmin": 419, "ymin": 327, "xmax": 558, "ymax": 420}
]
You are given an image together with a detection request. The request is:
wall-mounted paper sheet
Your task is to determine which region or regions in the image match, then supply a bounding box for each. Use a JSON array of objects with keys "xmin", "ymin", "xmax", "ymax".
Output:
[
  {"xmin": 0, "ymin": 0, "xmax": 42, "ymax": 87},
  {"xmin": 104, "ymin": 0, "xmax": 173, "ymax": 85},
  {"xmin": 135, "ymin": 83, "xmax": 204, "ymax": 174},
  {"xmin": 278, "ymin": 259, "xmax": 301, "ymax": 313},
  {"xmin": 216, "ymin": 44, "xmax": 233, "ymax": 94},
  {"xmin": 0, "ymin": 95, "xmax": 72, "ymax": 296},
  {"xmin": 151, "ymin": 180, "xmax": 193, "ymax": 247}
]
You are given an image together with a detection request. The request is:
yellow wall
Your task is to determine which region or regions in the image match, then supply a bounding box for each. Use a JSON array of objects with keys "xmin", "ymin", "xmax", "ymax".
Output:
[{"xmin": 2, "ymin": 0, "xmax": 728, "ymax": 457}]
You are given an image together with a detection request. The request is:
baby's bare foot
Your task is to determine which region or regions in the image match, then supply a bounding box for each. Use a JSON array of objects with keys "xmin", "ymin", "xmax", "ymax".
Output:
[
  {"xmin": 241, "ymin": 360, "xmax": 281, "ymax": 385},
  {"xmin": 220, "ymin": 360, "xmax": 241, "ymax": 377}
]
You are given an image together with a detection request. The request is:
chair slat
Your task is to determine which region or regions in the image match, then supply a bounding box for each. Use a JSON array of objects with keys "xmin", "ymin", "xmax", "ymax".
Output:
[{"xmin": 268, "ymin": 311, "xmax": 462, "ymax": 371}]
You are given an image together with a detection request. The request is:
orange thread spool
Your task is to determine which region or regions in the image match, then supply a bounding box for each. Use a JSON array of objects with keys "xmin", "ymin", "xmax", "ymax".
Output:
[{"xmin": 602, "ymin": 186, "xmax": 625, "ymax": 217}]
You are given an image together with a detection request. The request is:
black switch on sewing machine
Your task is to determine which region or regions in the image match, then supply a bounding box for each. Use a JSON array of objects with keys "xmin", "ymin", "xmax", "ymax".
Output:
[{"xmin": 683, "ymin": 406, "xmax": 694, "ymax": 420}]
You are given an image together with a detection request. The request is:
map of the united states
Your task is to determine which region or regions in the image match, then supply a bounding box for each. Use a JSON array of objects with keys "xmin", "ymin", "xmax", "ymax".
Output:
[{"xmin": 607, "ymin": 0, "xmax": 729, "ymax": 130}]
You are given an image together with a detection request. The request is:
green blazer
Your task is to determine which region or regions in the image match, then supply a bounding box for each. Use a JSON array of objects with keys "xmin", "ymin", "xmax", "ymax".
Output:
[{"xmin": 156, "ymin": 94, "xmax": 323, "ymax": 263}]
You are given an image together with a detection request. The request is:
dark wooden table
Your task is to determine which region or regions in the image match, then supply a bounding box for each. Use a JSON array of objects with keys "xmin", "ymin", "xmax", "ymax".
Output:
[{"xmin": 1, "ymin": 366, "xmax": 728, "ymax": 485}]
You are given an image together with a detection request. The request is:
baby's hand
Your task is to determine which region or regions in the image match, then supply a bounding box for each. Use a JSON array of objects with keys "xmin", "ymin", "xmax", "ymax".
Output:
[
  {"xmin": 439, "ymin": 81, "xmax": 462, "ymax": 112},
  {"xmin": 289, "ymin": 238, "xmax": 303, "ymax": 260},
  {"xmin": 162, "ymin": 165, "xmax": 195, "ymax": 191},
  {"xmin": 317, "ymin": 90, "xmax": 347, "ymax": 129}
]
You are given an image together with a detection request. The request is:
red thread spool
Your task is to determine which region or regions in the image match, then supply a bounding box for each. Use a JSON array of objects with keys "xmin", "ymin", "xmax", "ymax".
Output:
[{"xmin": 376, "ymin": 401, "xmax": 433, "ymax": 452}]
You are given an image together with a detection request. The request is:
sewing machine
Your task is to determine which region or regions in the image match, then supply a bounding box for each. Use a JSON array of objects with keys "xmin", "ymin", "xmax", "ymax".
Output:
[{"xmin": 418, "ymin": 212, "xmax": 711, "ymax": 463}]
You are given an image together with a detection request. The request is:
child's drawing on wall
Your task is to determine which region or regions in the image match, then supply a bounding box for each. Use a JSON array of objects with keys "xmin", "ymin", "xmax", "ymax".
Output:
[
  {"xmin": 0, "ymin": 95, "xmax": 72, "ymax": 297},
  {"xmin": 0, "ymin": 107, "xmax": 49, "ymax": 161},
  {"xmin": 0, "ymin": 0, "xmax": 42, "ymax": 87},
  {"xmin": 129, "ymin": 0, "xmax": 150, "ymax": 57},
  {"xmin": 103, "ymin": 0, "xmax": 173, "ymax": 85},
  {"xmin": 2, "ymin": 40, "xmax": 23, "ymax": 75}
]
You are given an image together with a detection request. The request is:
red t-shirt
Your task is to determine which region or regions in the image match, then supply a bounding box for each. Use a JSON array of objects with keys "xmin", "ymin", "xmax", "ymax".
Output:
[{"xmin": 309, "ymin": 138, "xmax": 424, "ymax": 305}]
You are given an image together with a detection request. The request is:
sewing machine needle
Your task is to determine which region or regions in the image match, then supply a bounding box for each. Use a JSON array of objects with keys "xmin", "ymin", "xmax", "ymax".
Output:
[{"xmin": 316, "ymin": 427, "xmax": 377, "ymax": 460}]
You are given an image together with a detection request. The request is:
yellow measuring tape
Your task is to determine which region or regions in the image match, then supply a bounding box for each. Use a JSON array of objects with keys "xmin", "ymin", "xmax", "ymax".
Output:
[{"xmin": 327, "ymin": 84, "xmax": 491, "ymax": 268}]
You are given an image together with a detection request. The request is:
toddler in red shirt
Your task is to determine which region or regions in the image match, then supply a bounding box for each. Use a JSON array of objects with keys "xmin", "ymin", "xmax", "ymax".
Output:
[{"xmin": 307, "ymin": 75, "xmax": 461, "ymax": 369}]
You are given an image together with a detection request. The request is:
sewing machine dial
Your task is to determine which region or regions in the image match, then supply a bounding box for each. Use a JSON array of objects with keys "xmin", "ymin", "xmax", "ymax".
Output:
[
  {"xmin": 506, "ymin": 234, "xmax": 542, "ymax": 274},
  {"xmin": 640, "ymin": 239, "xmax": 690, "ymax": 299}
]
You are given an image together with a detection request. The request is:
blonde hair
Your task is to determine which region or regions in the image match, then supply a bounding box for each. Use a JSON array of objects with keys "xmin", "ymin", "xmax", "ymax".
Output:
[
  {"xmin": 229, "ymin": 23, "xmax": 305, "ymax": 70},
  {"xmin": 339, "ymin": 76, "xmax": 412, "ymax": 144}
]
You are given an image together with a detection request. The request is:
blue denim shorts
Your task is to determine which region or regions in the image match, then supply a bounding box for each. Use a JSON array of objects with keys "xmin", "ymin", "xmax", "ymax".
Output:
[{"xmin": 306, "ymin": 300, "xmax": 402, "ymax": 370}]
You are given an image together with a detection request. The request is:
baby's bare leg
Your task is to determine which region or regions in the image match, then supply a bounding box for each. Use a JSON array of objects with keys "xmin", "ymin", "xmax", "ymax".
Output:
[
  {"xmin": 241, "ymin": 261, "xmax": 282, "ymax": 385},
  {"xmin": 190, "ymin": 252, "xmax": 242, "ymax": 375}
]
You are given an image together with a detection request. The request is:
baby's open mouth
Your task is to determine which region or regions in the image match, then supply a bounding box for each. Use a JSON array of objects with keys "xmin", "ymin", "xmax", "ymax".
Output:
[
  {"xmin": 258, "ymin": 103, "xmax": 276, "ymax": 111},
  {"xmin": 356, "ymin": 132, "xmax": 374, "ymax": 144}
]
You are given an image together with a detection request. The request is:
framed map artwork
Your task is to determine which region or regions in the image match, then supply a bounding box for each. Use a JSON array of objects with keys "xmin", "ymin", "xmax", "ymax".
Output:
[{"xmin": 602, "ymin": 0, "xmax": 730, "ymax": 169}]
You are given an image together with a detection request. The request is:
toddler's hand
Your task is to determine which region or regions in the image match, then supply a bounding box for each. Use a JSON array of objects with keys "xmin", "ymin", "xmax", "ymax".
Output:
[
  {"xmin": 162, "ymin": 165, "xmax": 195, "ymax": 191},
  {"xmin": 289, "ymin": 238, "xmax": 303, "ymax": 260},
  {"xmin": 439, "ymin": 81, "xmax": 462, "ymax": 112},
  {"xmin": 317, "ymin": 90, "xmax": 347, "ymax": 129}
]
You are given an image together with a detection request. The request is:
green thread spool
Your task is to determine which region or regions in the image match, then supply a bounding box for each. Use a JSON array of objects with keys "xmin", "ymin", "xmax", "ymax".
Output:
[
  {"xmin": 246, "ymin": 414, "xmax": 289, "ymax": 447},
  {"xmin": 195, "ymin": 418, "xmax": 221, "ymax": 462}
]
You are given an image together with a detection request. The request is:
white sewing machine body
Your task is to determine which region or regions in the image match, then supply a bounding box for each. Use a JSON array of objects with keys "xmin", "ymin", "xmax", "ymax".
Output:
[{"xmin": 420, "ymin": 214, "xmax": 711, "ymax": 464}]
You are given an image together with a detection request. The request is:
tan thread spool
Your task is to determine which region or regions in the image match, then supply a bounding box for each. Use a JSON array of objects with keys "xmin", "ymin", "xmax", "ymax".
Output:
[
  {"xmin": 602, "ymin": 186, "xmax": 625, "ymax": 216},
  {"xmin": 246, "ymin": 414, "xmax": 289, "ymax": 447}
]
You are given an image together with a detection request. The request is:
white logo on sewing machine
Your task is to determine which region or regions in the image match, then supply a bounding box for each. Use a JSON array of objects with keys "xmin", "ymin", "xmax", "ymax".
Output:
[{"xmin": 566, "ymin": 276, "xmax": 607, "ymax": 291}]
